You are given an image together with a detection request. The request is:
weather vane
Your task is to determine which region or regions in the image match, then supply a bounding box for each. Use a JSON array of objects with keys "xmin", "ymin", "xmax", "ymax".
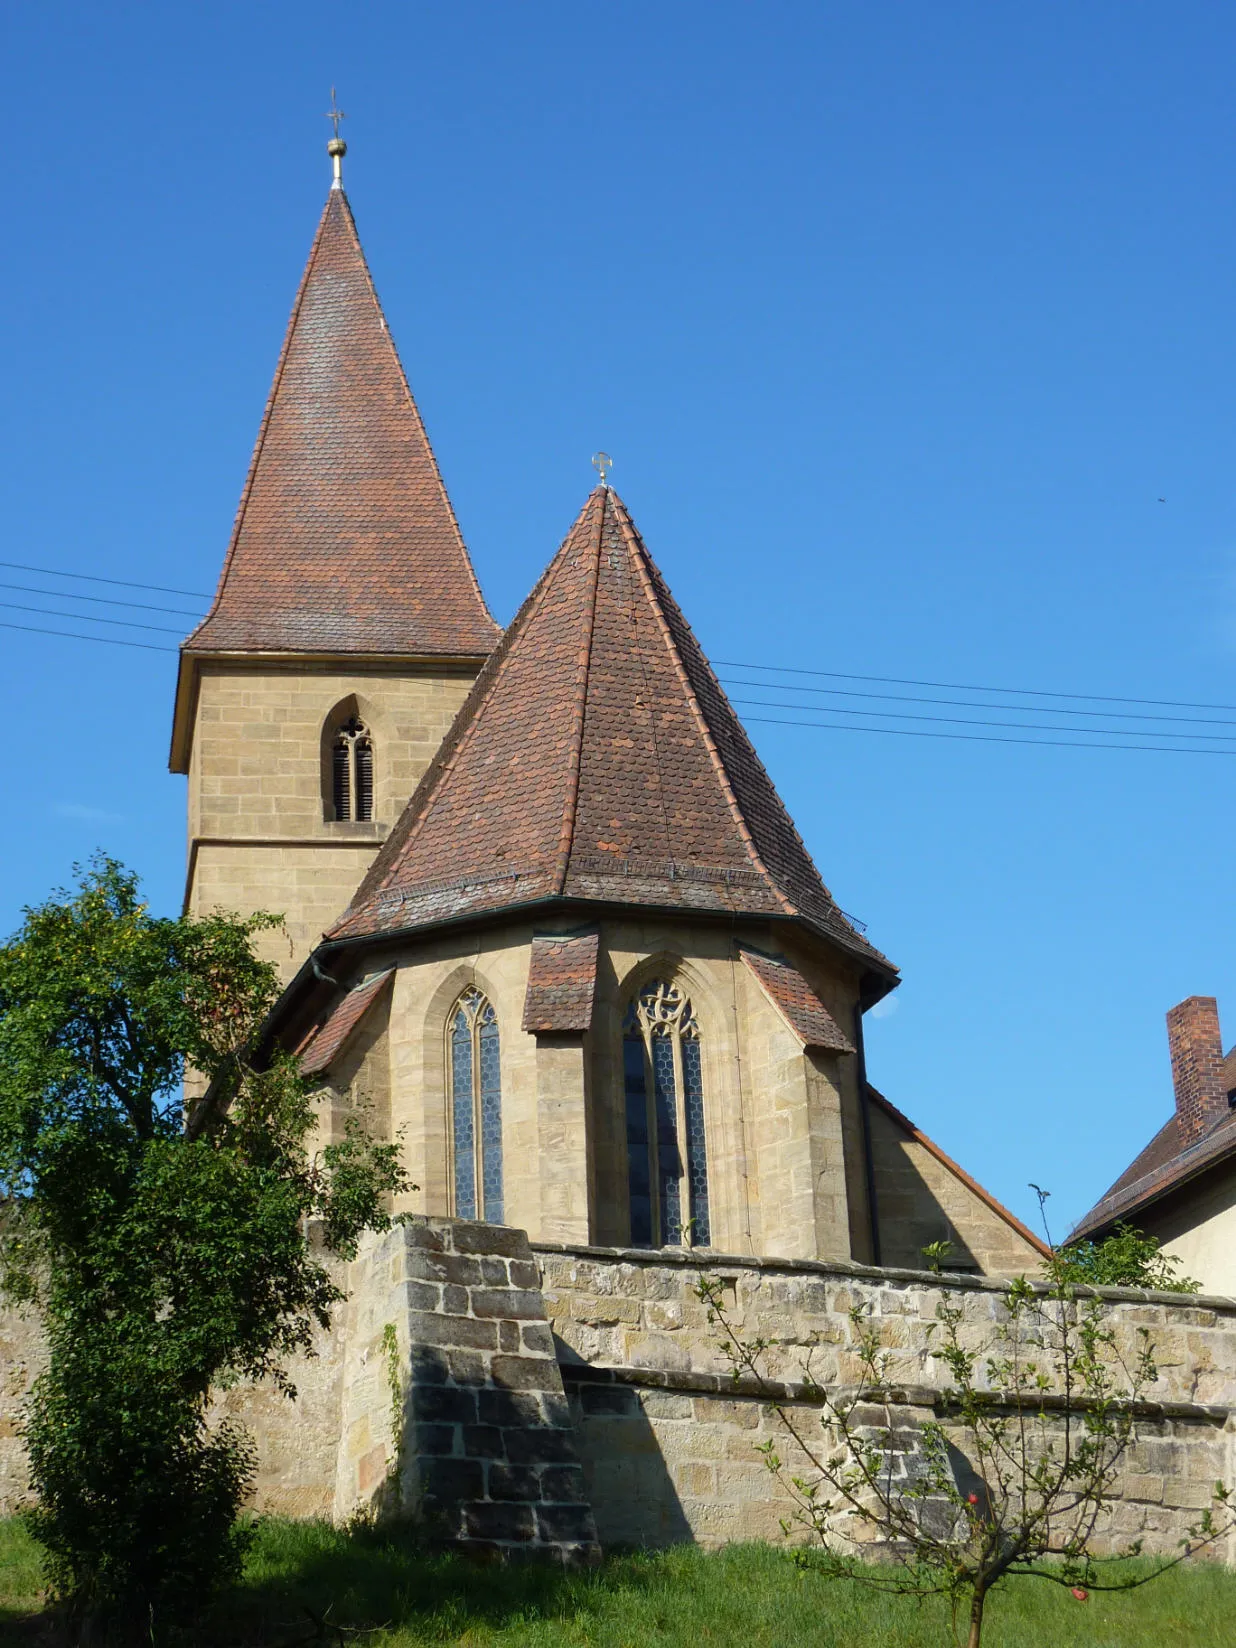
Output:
[
  {"xmin": 325, "ymin": 87, "xmax": 348, "ymax": 188},
  {"xmin": 592, "ymin": 451, "xmax": 613, "ymax": 489}
]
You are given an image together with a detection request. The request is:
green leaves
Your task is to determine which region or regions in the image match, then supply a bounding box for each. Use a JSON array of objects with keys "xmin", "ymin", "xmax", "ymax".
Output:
[
  {"xmin": 0, "ymin": 857, "xmax": 409, "ymax": 1630},
  {"xmin": 1055, "ymin": 1223, "xmax": 1201, "ymax": 1294}
]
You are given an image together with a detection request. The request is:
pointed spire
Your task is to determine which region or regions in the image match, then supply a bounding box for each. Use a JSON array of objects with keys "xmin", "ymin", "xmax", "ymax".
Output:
[
  {"xmin": 330, "ymin": 486, "xmax": 894, "ymax": 977},
  {"xmin": 184, "ymin": 187, "xmax": 498, "ymax": 659}
]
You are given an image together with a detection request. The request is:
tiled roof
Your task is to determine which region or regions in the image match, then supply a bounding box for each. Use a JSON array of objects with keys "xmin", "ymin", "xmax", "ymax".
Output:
[
  {"xmin": 740, "ymin": 949, "xmax": 854, "ymax": 1053},
  {"xmin": 522, "ymin": 933, "xmax": 599, "ymax": 1033},
  {"xmin": 184, "ymin": 189, "xmax": 497, "ymax": 659},
  {"xmin": 1071, "ymin": 1103, "xmax": 1236, "ymax": 1242},
  {"xmin": 867, "ymin": 1086, "xmax": 1051, "ymax": 1258},
  {"xmin": 299, "ymin": 968, "xmax": 393, "ymax": 1075},
  {"xmin": 328, "ymin": 485, "xmax": 895, "ymax": 977}
]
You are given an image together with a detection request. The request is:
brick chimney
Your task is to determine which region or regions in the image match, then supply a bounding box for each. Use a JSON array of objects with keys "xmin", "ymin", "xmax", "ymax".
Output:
[{"xmin": 1166, "ymin": 996, "xmax": 1229, "ymax": 1146}]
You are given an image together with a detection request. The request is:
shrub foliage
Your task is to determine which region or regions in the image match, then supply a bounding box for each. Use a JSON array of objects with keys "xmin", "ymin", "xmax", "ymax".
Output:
[
  {"xmin": 1056, "ymin": 1222, "xmax": 1201, "ymax": 1292},
  {"xmin": 0, "ymin": 858, "xmax": 407, "ymax": 1636}
]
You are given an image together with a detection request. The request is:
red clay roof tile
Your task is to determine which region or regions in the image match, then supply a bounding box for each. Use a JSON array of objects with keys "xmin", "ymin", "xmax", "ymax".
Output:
[
  {"xmin": 867, "ymin": 1086, "xmax": 1051, "ymax": 1258},
  {"xmin": 328, "ymin": 486, "xmax": 894, "ymax": 975},
  {"xmin": 1071, "ymin": 1105, "xmax": 1236, "ymax": 1242},
  {"xmin": 184, "ymin": 189, "xmax": 497, "ymax": 659},
  {"xmin": 740, "ymin": 949, "xmax": 854, "ymax": 1052},
  {"xmin": 522, "ymin": 933, "xmax": 599, "ymax": 1033},
  {"xmin": 299, "ymin": 968, "xmax": 393, "ymax": 1076}
]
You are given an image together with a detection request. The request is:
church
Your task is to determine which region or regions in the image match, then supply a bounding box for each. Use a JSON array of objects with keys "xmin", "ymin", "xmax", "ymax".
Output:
[
  {"xmin": 5, "ymin": 140, "xmax": 1229, "ymax": 1569},
  {"xmin": 173, "ymin": 139, "xmax": 1041, "ymax": 1280},
  {"xmin": 162, "ymin": 137, "xmax": 1053, "ymax": 1549}
]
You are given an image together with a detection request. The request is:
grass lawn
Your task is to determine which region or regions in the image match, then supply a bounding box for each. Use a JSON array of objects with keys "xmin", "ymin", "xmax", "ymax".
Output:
[{"xmin": 1, "ymin": 1516, "xmax": 1234, "ymax": 1645}]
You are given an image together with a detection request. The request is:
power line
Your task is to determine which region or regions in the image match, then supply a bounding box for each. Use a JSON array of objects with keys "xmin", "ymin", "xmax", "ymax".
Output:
[
  {"xmin": 742, "ymin": 713, "xmax": 1236, "ymax": 756},
  {"xmin": 1, "ymin": 616, "xmax": 1227, "ymax": 748},
  {"xmin": 3, "ymin": 557, "xmax": 1236, "ymax": 747},
  {"xmin": 0, "ymin": 560, "xmax": 211, "ymax": 601},
  {"xmin": 727, "ymin": 694, "xmax": 1236, "ymax": 744},
  {"xmin": 0, "ymin": 620, "xmax": 176, "ymax": 654},
  {"xmin": 0, "ymin": 599, "xmax": 186, "ymax": 636},
  {"xmin": 0, "ymin": 579, "xmax": 203, "ymax": 618},
  {"xmin": 717, "ymin": 674, "xmax": 1236, "ymax": 730},
  {"xmin": 716, "ymin": 660, "xmax": 1236, "ymax": 716}
]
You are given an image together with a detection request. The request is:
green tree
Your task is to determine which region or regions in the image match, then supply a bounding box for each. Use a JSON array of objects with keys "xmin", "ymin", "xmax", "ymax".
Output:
[
  {"xmin": 1057, "ymin": 1221, "xmax": 1200, "ymax": 1293},
  {"xmin": 0, "ymin": 858, "xmax": 407, "ymax": 1639},
  {"xmin": 698, "ymin": 1262, "xmax": 1232, "ymax": 1648}
]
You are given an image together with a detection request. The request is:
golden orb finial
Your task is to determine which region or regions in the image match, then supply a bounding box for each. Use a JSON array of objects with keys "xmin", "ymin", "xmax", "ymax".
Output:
[{"xmin": 325, "ymin": 88, "xmax": 347, "ymax": 188}]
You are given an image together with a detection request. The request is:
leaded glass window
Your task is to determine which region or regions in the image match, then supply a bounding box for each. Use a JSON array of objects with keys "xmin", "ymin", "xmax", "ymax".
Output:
[
  {"xmin": 623, "ymin": 980, "xmax": 711, "ymax": 1248},
  {"xmin": 449, "ymin": 988, "xmax": 504, "ymax": 1222}
]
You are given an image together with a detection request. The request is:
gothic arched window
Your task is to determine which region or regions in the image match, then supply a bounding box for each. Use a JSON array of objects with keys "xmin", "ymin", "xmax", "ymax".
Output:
[
  {"xmin": 623, "ymin": 979, "xmax": 710, "ymax": 1248},
  {"xmin": 449, "ymin": 988, "xmax": 504, "ymax": 1223},
  {"xmin": 330, "ymin": 714, "xmax": 373, "ymax": 822}
]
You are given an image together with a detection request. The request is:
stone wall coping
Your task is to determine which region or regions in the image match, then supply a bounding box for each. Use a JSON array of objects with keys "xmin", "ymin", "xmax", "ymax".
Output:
[
  {"xmin": 530, "ymin": 1240, "xmax": 1236, "ymax": 1315},
  {"xmin": 560, "ymin": 1360, "xmax": 1233, "ymax": 1426}
]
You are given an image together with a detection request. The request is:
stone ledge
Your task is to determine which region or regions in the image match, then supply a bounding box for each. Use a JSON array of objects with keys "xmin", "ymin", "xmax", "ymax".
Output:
[
  {"xmin": 531, "ymin": 1241, "xmax": 1236, "ymax": 1314},
  {"xmin": 560, "ymin": 1360, "xmax": 1233, "ymax": 1425}
]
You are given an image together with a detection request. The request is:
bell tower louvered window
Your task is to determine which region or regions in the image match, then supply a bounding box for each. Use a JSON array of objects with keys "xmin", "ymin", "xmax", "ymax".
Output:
[
  {"xmin": 449, "ymin": 988, "xmax": 504, "ymax": 1223},
  {"xmin": 623, "ymin": 979, "xmax": 711, "ymax": 1249},
  {"xmin": 330, "ymin": 715, "xmax": 373, "ymax": 822}
]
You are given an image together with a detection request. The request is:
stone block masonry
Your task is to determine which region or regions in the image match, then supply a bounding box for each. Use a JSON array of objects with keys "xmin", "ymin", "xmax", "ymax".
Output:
[
  {"xmin": 338, "ymin": 1220, "xmax": 599, "ymax": 1565},
  {"xmin": 2, "ymin": 1227, "xmax": 1234, "ymax": 1567},
  {"xmin": 536, "ymin": 1241, "xmax": 1236, "ymax": 1560}
]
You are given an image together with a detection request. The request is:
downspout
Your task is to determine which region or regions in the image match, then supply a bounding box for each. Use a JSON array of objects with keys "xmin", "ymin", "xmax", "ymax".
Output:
[{"xmin": 853, "ymin": 998, "xmax": 881, "ymax": 1266}]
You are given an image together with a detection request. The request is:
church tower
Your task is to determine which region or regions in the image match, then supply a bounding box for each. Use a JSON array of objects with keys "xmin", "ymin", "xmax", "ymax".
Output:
[{"xmin": 170, "ymin": 143, "xmax": 498, "ymax": 974}]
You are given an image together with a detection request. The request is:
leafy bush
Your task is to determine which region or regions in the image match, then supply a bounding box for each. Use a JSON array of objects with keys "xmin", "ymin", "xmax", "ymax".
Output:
[
  {"xmin": 1056, "ymin": 1222, "xmax": 1200, "ymax": 1293},
  {"xmin": 0, "ymin": 858, "xmax": 408, "ymax": 1637}
]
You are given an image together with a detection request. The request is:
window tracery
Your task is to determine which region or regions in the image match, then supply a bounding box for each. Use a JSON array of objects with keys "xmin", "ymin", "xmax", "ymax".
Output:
[
  {"xmin": 449, "ymin": 987, "xmax": 504, "ymax": 1223},
  {"xmin": 623, "ymin": 979, "xmax": 711, "ymax": 1248},
  {"xmin": 330, "ymin": 714, "xmax": 373, "ymax": 821}
]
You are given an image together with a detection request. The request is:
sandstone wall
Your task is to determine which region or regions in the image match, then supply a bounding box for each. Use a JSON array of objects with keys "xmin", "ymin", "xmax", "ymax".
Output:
[
  {"xmin": 356, "ymin": 914, "xmax": 877, "ymax": 1260},
  {"xmin": 867, "ymin": 1101, "xmax": 1045, "ymax": 1277},
  {"xmin": 334, "ymin": 1220, "xmax": 598, "ymax": 1560},
  {"xmin": 5, "ymin": 1233, "xmax": 1233, "ymax": 1567},
  {"xmin": 0, "ymin": 1298, "xmax": 42, "ymax": 1511},
  {"xmin": 536, "ymin": 1241, "xmax": 1236, "ymax": 1559},
  {"xmin": 185, "ymin": 661, "xmax": 477, "ymax": 976}
]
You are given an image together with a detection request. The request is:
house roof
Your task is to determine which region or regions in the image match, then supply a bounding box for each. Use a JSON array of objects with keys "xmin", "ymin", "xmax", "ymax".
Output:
[
  {"xmin": 1071, "ymin": 1101, "xmax": 1236, "ymax": 1243},
  {"xmin": 522, "ymin": 933, "xmax": 599, "ymax": 1033},
  {"xmin": 327, "ymin": 485, "xmax": 895, "ymax": 979},
  {"xmin": 867, "ymin": 1086, "xmax": 1051, "ymax": 1258},
  {"xmin": 740, "ymin": 949, "xmax": 854, "ymax": 1053},
  {"xmin": 183, "ymin": 188, "xmax": 497, "ymax": 660},
  {"xmin": 299, "ymin": 968, "xmax": 394, "ymax": 1076}
]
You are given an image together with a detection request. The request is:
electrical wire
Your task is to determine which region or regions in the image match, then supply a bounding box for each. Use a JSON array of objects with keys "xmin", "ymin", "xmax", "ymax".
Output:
[
  {"xmin": 0, "ymin": 560, "xmax": 210, "ymax": 601},
  {"xmin": 3, "ymin": 559, "xmax": 1236, "ymax": 755},
  {"xmin": 0, "ymin": 620, "xmax": 176, "ymax": 653},
  {"xmin": 726, "ymin": 694, "xmax": 1236, "ymax": 744},
  {"xmin": 0, "ymin": 599, "xmax": 185, "ymax": 635},
  {"xmin": 717, "ymin": 674, "xmax": 1236, "ymax": 730},
  {"xmin": 742, "ymin": 713, "xmax": 1236, "ymax": 756},
  {"xmin": 0, "ymin": 580, "xmax": 203, "ymax": 618},
  {"xmin": 716, "ymin": 659, "xmax": 1236, "ymax": 715}
]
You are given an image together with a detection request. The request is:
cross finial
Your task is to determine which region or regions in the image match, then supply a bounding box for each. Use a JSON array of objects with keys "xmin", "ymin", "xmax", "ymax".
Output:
[
  {"xmin": 325, "ymin": 88, "xmax": 348, "ymax": 188},
  {"xmin": 592, "ymin": 451, "xmax": 613, "ymax": 489}
]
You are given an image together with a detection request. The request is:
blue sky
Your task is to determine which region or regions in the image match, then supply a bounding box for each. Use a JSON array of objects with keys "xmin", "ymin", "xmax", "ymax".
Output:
[{"xmin": 3, "ymin": 2, "xmax": 1235, "ymax": 1238}]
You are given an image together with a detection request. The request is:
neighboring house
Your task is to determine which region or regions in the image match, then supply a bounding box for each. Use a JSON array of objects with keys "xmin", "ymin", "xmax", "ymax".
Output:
[
  {"xmin": 173, "ymin": 143, "xmax": 1045, "ymax": 1280},
  {"xmin": 1072, "ymin": 995, "xmax": 1236, "ymax": 1294}
]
